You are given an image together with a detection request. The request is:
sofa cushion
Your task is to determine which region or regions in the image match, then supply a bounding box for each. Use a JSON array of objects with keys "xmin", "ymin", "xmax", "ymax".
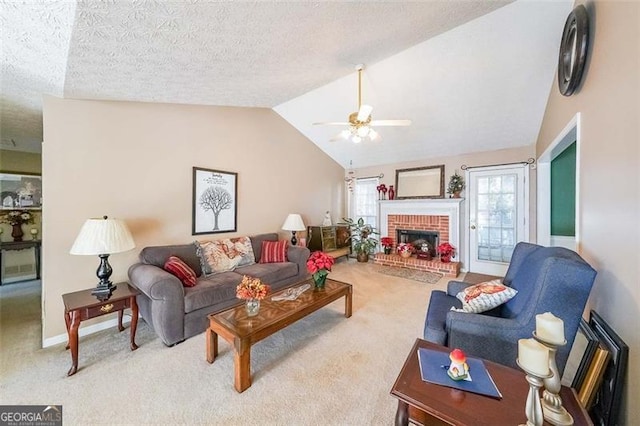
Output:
[
  {"xmin": 259, "ymin": 240, "xmax": 288, "ymax": 263},
  {"xmin": 164, "ymin": 256, "xmax": 197, "ymax": 287},
  {"xmin": 195, "ymin": 239, "xmax": 249, "ymax": 275},
  {"xmin": 453, "ymin": 279, "xmax": 517, "ymax": 313},
  {"xmin": 249, "ymin": 233, "xmax": 279, "ymax": 262},
  {"xmin": 238, "ymin": 262, "xmax": 298, "ymax": 285},
  {"xmin": 140, "ymin": 244, "xmax": 202, "ymax": 277},
  {"xmin": 184, "ymin": 272, "xmax": 243, "ymax": 313},
  {"xmin": 232, "ymin": 236, "xmax": 256, "ymax": 267}
]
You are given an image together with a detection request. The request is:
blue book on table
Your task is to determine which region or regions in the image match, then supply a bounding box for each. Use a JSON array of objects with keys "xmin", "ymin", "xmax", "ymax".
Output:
[{"xmin": 417, "ymin": 348, "xmax": 502, "ymax": 399}]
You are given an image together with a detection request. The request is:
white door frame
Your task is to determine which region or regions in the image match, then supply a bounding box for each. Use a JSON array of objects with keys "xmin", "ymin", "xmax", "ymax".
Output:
[
  {"xmin": 464, "ymin": 164, "xmax": 530, "ymax": 275},
  {"xmin": 537, "ymin": 113, "xmax": 581, "ymax": 251}
]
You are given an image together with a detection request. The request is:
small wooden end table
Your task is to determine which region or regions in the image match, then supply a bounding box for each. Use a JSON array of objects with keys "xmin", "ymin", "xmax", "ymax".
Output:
[
  {"xmin": 390, "ymin": 339, "xmax": 592, "ymax": 426},
  {"xmin": 62, "ymin": 283, "xmax": 140, "ymax": 376},
  {"xmin": 206, "ymin": 278, "xmax": 352, "ymax": 392}
]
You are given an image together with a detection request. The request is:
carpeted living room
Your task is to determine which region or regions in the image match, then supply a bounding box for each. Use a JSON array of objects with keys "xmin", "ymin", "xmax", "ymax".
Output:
[{"xmin": 1, "ymin": 1, "xmax": 638, "ymax": 425}]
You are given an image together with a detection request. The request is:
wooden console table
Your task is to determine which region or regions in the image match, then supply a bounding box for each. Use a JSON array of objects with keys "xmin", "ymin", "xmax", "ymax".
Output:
[
  {"xmin": 62, "ymin": 283, "xmax": 140, "ymax": 376},
  {"xmin": 391, "ymin": 339, "xmax": 593, "ymax": 426},
  {"xmin": 0, "ymin": 240, "xmax": 41, "ymax": 284}
]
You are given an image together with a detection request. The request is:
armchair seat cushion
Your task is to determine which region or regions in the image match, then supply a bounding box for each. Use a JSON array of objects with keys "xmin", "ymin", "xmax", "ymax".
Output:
[{"xmin": 424, "ymin": 290, "xmax": 462, "ymax": 345}]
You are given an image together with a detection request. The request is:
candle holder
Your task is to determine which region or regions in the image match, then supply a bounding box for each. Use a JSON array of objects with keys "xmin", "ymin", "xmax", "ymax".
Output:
[
  {"xmin": 517, "ymin": 359, "xmax": 553, "ymax": 426},
  {"xmin": 534, "ymin": 332, "xmax": 573, "ymax": 425}
]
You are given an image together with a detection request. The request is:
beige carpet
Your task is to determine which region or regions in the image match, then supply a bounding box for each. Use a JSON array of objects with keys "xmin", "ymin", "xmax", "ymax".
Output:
[
  {"xmin": 0, "ymin": 263, "xmax": 456, "ymax": 425},
  {"xmin": 372, "ymin": 265, "xmax": 443, "ymax": 284}
]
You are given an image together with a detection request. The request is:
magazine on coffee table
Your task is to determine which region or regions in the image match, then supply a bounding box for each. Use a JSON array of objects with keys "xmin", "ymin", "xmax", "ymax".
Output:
[{"xmin": 417, "ymin": 348, "xmax": 502, "ymax": 399}]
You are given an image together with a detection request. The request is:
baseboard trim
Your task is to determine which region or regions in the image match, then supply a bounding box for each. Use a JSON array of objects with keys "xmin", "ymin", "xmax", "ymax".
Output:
[{"xmin": 42, "ymin": 316, "xmax": 132, "ymax": 348}]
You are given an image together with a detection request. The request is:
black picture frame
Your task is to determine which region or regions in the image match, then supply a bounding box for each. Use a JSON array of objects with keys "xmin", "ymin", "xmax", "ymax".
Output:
[
  {"xmin": 192, "ymin": 167, "xmax": 237, "ymax": 235},
  {"xmin": 588, "ymin": 310, "xmax": 629, "ymax": 426},
  {"xmin": 562, "ymin": 318, "xmax": 600, "ymax": 389},
  {"xmin": 0, "ymin": 171, "xmax": 42, "ymax": 210}
]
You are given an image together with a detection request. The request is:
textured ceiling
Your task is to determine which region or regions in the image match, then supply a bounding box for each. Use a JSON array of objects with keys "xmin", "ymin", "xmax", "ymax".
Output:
[
  {"xmin": 1, "ymin": 0, "xmax": 510, "ymax": 154},
  {"xmin": 1, "ymin": 1, "xmax": 574, "ymax": 171}
]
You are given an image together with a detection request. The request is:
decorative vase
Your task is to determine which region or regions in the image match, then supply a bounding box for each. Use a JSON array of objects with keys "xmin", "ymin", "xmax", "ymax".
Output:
[
  {"xmin": 11, "ymin": 224, "xmax": 24, "ymax": 242},
  {"xmin": 313, "ymin": 273, "xmax": 327, "ymax": 289},
  {"xmin": 245, "ymin": 299, "xmax": 260, "ymax": 317},
  {"xmin": 356, "ymin": 252, "xmax": 369, "ymax": 263},
  {"xmin": 389, "ymin": 185, "xmax": 395, "ymax": 200},
  {"xmin": 384, "ymin": 247, "xmax": 392, "ymax": 255},
  {"xmin": 453, "ymin": 191, "xmax": 461, "ymax": 199},
  {"xmin": 400, "ymin": 251, "xmax": 412, "ymax": 259}
]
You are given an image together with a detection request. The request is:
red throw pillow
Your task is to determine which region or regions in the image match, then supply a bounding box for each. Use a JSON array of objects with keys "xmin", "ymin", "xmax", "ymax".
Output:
[
  {"xmin": 164, "ymin": 255, "xmax": 197, "ymax": 287},
  {"xmin": 259, "ymin": 240, "xmax": 288, "ymax": 263}
]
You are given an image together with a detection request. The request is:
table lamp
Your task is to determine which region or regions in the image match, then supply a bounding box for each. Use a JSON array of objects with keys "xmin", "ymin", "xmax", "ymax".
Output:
[
  {"xmin": 70, "ymin": 216, "xmax": 135, "ymax": 299},
  {"xmin": 282, "ymin": 214, "xmax": 305, "ymax": 246}
]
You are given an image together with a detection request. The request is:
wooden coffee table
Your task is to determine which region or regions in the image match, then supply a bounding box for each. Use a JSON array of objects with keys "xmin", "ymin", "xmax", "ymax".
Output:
[
  {"xmin": 391, "ymin": 339, "xmax": 592, "ymax": 426},
  {"xmin": 205, "ymin": 278, "xmax": 352, "ymax": 392}
]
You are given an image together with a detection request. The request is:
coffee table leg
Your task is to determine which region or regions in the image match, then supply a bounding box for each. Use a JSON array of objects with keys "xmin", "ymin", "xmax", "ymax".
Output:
[
  {"xmin": 234, "ymin": 338, "xmax": 251, "ymax": 392},
  {"xmin": 395, "ymin": 400, "xmax": 409, "ymax": 426},
  {"xmin": 345, "ymin": 287, "xmax": 353, "ymax": 318},
  {"xmin": 206, "ymin": 327, "xmax": 218, "ymax": 364}
]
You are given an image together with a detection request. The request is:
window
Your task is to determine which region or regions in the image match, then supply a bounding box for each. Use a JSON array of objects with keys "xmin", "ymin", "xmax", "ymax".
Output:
[{"xmin": 351, "ymin": 177, "xmax": 379, "ymax": 228}]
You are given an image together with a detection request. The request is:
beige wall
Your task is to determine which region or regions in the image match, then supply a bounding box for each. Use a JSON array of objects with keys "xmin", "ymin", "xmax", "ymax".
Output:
[
  {"xmin": 536, "ymin": 2, "xmax": 639, "ymax": 424},
  {"xmin": 42, "ymin": 96, "xmax": 345, "ymax": 340}
]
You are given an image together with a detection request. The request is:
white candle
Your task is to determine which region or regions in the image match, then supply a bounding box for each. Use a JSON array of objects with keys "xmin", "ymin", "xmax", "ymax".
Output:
[
  {"xmin": 518, "ymin": 338, "xmax": 550, "ymax": 376},
  {"xmin": 536, "ymin": 312, "xmax": 565, "ymax": 344}
]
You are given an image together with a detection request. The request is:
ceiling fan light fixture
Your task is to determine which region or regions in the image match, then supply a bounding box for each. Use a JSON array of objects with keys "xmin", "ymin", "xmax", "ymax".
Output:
[
  {"xmin": 357, "ymin": 126, "xmax": 370, "ymax": 137},
  {"xmin": 352, "ymin": 135, "xmax": 362, "ymax": 144},
  {"xmin": 369, "ymin": 129, "xmax": 379, "ymax": 140},
  {"xmin": 340, "ymin": 129, "xmax": 351, "ymax": 139}
]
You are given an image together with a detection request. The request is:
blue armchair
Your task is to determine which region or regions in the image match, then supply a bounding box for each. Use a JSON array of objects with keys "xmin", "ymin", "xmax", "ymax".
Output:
[{"xmin": 423, "ymin": 242, "xmax": 597, "ymax": 374}]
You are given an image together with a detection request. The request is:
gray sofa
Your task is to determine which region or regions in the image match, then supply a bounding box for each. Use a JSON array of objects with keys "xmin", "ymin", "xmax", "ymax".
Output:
[{"xmin": 128, "ymin": 233, "xmax": 310, "ymax": 346}]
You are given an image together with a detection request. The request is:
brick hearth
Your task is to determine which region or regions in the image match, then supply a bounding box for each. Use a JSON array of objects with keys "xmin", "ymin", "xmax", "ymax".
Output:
[{"xmin": 374, "ymin": 253, "xmax": 460, "ymax": 278}]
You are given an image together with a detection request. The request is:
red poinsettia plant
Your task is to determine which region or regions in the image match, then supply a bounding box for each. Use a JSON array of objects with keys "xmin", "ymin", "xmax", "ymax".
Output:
[
  {"xmin": 380, "ymin": 237, "xmax": 393, "ymax": 248},
  {"xmin": 307, "ymin": 251, "xmax": 335, "ymax": 281},
  {"xmin": 437, "ymin": 242, "xmax": 456, "ymax": 259},
  {"xmin": 236, "ymin": 275, "xmax": 270, "ymax": 300}
]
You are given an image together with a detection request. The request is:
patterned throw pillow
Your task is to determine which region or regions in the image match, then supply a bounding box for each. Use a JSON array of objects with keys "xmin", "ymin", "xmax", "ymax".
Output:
[
  {"xmin": 164, "ymin": 256, "xmax": 197, "ymax": 287},
  {"xmin": 231, "ymin": 236, "xmax": 256, "ymax": 267},
  {"xmin": 452, "ymin": 279, "xmax": 518, "ymax": 313},
  {"xmin": 259, "ymin": 240, "xmax": 288, "ymax": 263},
  {"xmin": 195, "ymin": 240, "xmax": 244, "ymax": 276}
]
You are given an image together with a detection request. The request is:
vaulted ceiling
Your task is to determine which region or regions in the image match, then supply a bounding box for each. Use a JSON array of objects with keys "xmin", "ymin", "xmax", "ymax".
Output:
[{"xmin": 1, "ymin": 0, "xmax": 572, "ymax": 168}]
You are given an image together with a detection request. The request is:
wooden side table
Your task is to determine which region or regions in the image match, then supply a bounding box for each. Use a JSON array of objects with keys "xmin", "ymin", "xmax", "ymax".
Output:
[
  {"xmin": 390, "ymin": 339, "xmax": 593, "ymax": 426},
  {"xmin": 62, "ymin": 282, "xmax": 140, "ymax": 376}
]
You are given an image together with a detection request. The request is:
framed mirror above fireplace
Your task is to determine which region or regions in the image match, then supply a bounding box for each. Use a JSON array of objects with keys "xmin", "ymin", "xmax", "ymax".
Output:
[{"xmin": 395, "ymin": 165, "xmax": 445, "ymax": 199}]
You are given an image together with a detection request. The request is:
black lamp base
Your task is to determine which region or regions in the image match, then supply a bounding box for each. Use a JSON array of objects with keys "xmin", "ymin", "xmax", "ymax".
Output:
[
  {"xmin": 290, "ymin": 231, "xmax": 298, "ymax": 246},
  {"xmin": 93, "ymin": 254, "xmax": 116, "ymax": 300},
  {"xmin": 92, "ymin": 283, "xmax": 117, "ymax": 300}
]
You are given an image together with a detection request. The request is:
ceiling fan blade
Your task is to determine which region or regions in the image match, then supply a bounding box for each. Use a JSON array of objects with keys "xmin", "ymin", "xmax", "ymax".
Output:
[
  {"xmin": 369, "ymin": 119, "xmax": 412, "ymax": 126},
  {"xmin": 313, "ymin": 121, "xmax": 350, "ymax": 126},
  {"xmin": 357, "ymin": 104, "xmax": 373, "ymax": 122}
]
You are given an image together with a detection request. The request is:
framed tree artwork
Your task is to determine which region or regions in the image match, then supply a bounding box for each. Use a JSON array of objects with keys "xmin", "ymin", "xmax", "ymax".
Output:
[{"xmin": 192, "ymin": 167, "xmax": 237, "ymax": 235}]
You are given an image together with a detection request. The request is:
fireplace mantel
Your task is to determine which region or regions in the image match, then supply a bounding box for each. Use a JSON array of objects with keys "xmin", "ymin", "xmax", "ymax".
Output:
[{"xmin": 378, "ymin": 199, "xmax": 465, "ymax": 265}]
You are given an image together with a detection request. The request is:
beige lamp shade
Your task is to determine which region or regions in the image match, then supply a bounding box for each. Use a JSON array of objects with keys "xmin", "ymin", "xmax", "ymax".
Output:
[
  {"xmin": 281, "ymin": 214, "xmax": 305, "ymax": 231},
  {"xmin": 70, "ymin": 216, "xmax": 135, "ymax": 255}
]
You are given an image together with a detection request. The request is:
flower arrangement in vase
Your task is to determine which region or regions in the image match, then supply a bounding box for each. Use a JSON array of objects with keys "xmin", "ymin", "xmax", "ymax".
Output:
[
  {"xmin": 0, "ymin": 210, "xmax": 35, "ymax": 241},
  {"xmin": 236, "ymin": 275, "xmax": 270, "ymax": 316},
  {"xmin": 437, "ymin": 242, "xmax": 456, "ymax": 263},
  {"xmin": 380, "ymin": 237, "xmax": 393, "ymax": 254},
  {"xmin": 397, "ymin": 243, "xmax": 413, "ymax": 258},
  {"xmin": 306, "ymin": 251, "xmax": 335, "ymax": 289}
]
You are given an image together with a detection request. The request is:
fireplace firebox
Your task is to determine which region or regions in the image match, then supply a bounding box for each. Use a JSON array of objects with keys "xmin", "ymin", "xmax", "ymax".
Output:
[{"xmin": 396, "ymin": 229, "xmax": 439, "ymax": 257}]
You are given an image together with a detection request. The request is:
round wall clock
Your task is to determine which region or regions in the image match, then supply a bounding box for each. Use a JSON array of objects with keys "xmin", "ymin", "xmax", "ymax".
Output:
[{"xmin": 558, "ymin": 5, "xmax": 589, "ymax": 96}]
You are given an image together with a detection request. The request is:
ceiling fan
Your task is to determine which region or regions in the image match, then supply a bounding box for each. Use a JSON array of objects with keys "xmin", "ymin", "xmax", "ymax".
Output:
[{"xmin": 313, "ymin": 64, "xmax": 411, "ymax": 143}]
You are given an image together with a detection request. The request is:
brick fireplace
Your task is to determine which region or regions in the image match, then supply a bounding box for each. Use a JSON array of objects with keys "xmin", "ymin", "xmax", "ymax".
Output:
[{"xmin": 375, "ymin": 199, "xmax": 464, "ymax": 277}]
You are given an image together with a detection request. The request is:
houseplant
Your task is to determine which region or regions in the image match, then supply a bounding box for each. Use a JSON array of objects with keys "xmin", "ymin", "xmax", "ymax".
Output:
[
  {"xmin": 306, "ymin": 251, "xmax": 335, "ymax": 289},
  {"xmin": 341, "ymin": 217, "xmax": 379, "ymax": 262},
  {"xmin": 437, "ymin": 242, "xmax": 456, "ymax": 263},
  {"xmin": 236, "ymin": 275, "xmax": 270, "ymax": 316},
  {"xmin": 447, "ymin": 172, "xmax": 465, "ymax": 198},
  {"xmin": 380, "ymin": 237, "xmax": 393, "ymax": 254}
]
